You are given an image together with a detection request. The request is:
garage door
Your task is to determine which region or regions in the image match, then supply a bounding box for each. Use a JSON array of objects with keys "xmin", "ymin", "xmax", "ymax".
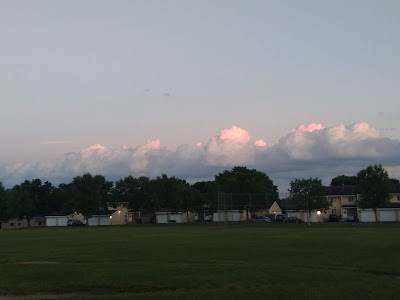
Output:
[
  {"xmin": 360, "ymin": 210, "xmax": 376, "ymax": 222},
  {"xmin": 156, "ymin": 214, "xmax": 168, "ymax": 224},
  {"xmin": 379, "ymin": 210, "xmax": 396, "ymax": 222}
]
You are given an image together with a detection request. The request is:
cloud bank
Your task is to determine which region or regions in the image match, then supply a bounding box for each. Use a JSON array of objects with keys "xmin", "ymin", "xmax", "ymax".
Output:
[{"xmin": 1, "ymin": 123, "xmax": 400, "ymax": 192}]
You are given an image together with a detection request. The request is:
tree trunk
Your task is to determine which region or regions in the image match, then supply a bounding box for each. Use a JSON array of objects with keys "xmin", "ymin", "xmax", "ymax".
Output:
[
  {"xmin": 27, "ymin": 218, "xmax": 31, "ymax": 228},
  {"xmin": 374, "ymin": 208, "xmax": 378, "ymax": 223},
  {"xmin": 187, "ymin": 211, "xmax": 189, "ymax": 223}
]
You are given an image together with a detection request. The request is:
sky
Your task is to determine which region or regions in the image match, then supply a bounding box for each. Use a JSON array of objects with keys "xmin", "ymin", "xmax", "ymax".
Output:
[{"xmin": 1, "ymin": 0, "xmax": 400, "ymax": 192}]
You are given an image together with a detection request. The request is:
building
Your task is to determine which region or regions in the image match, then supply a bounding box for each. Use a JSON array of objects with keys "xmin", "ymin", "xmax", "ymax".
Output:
[{"xmin": 155, "ymin": 209, "xmax": 195, "ymax": 223}]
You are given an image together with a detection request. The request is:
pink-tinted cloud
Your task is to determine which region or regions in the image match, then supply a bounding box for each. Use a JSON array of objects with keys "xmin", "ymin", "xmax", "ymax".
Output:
[
  {"xmin": 82, "ymin": 144, "xmax": 108, "ymax": 152},
  {"xmin": 254, "ymin": 139, "xmax": 267, "ymax": 147},
  {"xmin": 1, "ymin": 122, "xmax": 400, "ymax": 192},
  {"xmin": 293, "ymin": 123, "xmax": 324, "ymax": 133},
  {"xmin": 220, "ymin": 126, "xmax": 251, "ymax": 144}
]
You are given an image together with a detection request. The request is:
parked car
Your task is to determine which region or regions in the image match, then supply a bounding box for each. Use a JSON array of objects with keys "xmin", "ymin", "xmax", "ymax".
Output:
[
  {"xmin": 67, "ymin": 219, "xmax": 86, "ymax": 226},
  {"xmin": 328, "ymin": 214, "xmax": 339, "ymax": 222},
  {"xmin": 204, "ymin": 214, "xmax": 213, "ymax": 222},
  {"xmin": 275, "ymin": 214, "xmax": 286, "ymax": 223},
  {"xmin": 251, "ymin": 216, "xmax": 272, "ymax": 223},
  {"xmin": 347, "ymin": 214, "xmax": 357, "ymax": 222},
  {"xmin": 286, "ymin": 216, "xmax": 304, "ymax": 223}
]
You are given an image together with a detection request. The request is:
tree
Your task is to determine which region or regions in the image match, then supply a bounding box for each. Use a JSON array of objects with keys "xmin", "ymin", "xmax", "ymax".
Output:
[
  {"xmin": 0, "ymin": 182, "xmax": 8, "ymax": 228},
  {"xmin": 215, "ymin": 166, "xmax": 279, "ymax": 219},
  {"xmin": 288, "ymin": 178, "xmax": 330, "ymax": 224},
  {"xmin": 112, "ymin": 176, "xmax": 150, "ymax": 223},
  {"xmin": 356, "ymin": 164, "xmax": 393, "ymax": 222},
  {"xmin": 330, "ymin": 175, "xmax": 358, "ymax": 186},
  {"xmin": 192, "ymin": 181, "xmax": 218, "ymax": 220},
  {"xmin": 69, "ymin": 173, "xmax": 113, "ymax": 220},
  {"xmin": 9, "ymin": 179, "xmax": 56, "ymax": 227}
]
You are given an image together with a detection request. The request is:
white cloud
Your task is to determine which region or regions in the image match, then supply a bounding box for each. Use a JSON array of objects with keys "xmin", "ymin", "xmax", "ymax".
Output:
[{"xmin": 1, "ymin": 123, "xmax": 400, "ymax": 192}]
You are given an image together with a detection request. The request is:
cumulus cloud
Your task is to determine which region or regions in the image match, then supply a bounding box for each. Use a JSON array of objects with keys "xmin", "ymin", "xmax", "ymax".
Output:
[
  {"xmin": 1, "ymin": 123, "xmax": 400, "ymax": 192},
  {"xmin": 254, "ymin": 139, "xmax": 267, "ymax": 147}
]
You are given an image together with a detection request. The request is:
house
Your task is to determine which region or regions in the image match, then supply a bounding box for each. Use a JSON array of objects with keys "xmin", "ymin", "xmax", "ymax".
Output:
[
  {"xmin": 286, "ymin": 210, "xmax": 326, "ymax": 223},
  {"xmin": 88, "ymin": 208, "xmax": 128, "ymax": 226},
  {"xmin": 324, "ymin": 184, "xmax": 400, "ymax": 222},
  {"xmin": 155, "ymin": 209, "xmax": 195, "ymax": 223},
  {"xmin": 45, "ymin": 214, "xmax": 70, "ymax": 227},
  {"xmin": 45, "ymin": 212, "xmax": 86, "ymax": 227},
  {"xmin": 1, "ymin": 216, "xmax": 46, "ymax": 229},
  {"xmin": 252, "ymin": 201, "xmax": 282, "ymax": 219}
]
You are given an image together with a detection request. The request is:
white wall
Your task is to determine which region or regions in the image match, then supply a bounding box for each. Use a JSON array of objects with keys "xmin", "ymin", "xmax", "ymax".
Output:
[
  {"xmin": 45, "ymin": 216, "xmax": 68, "ymax": 226},
  {"xmin": 88, "ymin": 216, "xmax": 111, "ymax": 226},
  {"xmin": 213, "ymin": 210, "xmax": 245, "ymax": 222},
  {"xmin": 378, "ymin": 210, "xmax": 396, "ymax": 222},
  {"xmin": 359, "ymin": 210, "xmax": 376, "ymax": 222}
]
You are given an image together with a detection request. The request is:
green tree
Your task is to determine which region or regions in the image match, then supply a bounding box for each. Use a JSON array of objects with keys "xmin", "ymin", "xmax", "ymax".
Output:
[
  {"xmin": 69, "ymin": 173, "xmax": 113, "ymax": 220},
  {"xmin": 356, "ymin": 164, "xmax": 393, "ymax": 222},
  {"xmin": 5, "ymin": 187, "xmax": 32, "ymax": 225},
  {"xmin": 192, "ymin": 181, "xmax": 218, "ymax": 220},
  {"xmin": 330, "ymin": 175, "xmax": 358, "ymax": 186},
  {"xmin": 11, "ymin": 179, "xmax": 56, "ymax": 227},
  {"xmin": 215, "ymin": 166, "xmax": 279, "ymax": 219},
  {"xmin": 288, "ymin": 178, "xmax": 330, "ymax": 224},
  {"xmin": 112, "ymin": 176, "xmax": 150, "ymax": 223},
  {"xmin": 0, "ymin": 182, "xmax": 9, "ymax": 228}
]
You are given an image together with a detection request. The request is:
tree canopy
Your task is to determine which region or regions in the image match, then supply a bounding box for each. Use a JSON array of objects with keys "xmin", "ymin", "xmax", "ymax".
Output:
[
  {"xmin": 356, "ymin": 164, "xmax": 393, "ymax": 221},
  {"xmin": 330, "ymin": 175, "xmax": 358, "ymax": 186},
  {"xmin": 288, "ymin": 178, "xmax": 331, "ymax": 213}
]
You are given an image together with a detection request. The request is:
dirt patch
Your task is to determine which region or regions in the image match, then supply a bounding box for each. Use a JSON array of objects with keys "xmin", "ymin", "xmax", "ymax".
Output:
[{"xmin": 15, "ymin": 261, "xmax": 61, "ymax": 265}]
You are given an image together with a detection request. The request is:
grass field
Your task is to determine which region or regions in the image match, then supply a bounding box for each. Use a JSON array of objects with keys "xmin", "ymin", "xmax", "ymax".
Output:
[{"xmin": 1, "ymin": 223, "xmax": 400, "ymax": 299}]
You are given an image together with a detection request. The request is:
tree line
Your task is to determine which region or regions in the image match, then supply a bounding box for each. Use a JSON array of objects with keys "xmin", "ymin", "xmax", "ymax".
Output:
[{"xmin": 0, "ymin": 164, "xmax": 396, "ymax": 227}]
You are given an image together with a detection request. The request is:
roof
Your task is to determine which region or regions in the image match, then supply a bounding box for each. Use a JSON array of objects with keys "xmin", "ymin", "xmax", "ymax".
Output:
[
  {"xmin": 325, "ymin": 185, "xmax": 357, "ymax": 196},
  {"xmin": 91, "ymin": 210, "xmax": 117, "ymax": 216},
  {"xmin": 325, "ymin": 183, "xmax": 400, "ymax": 195}
]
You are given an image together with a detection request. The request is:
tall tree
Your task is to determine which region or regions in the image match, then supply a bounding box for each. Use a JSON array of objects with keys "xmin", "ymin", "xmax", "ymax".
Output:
[
  {"xmin": 356, "ymin": 164, "xmax": 393, "ymax": 222},
  {"xmin": 6, "ymin": 187, "xmax": 32, "ymax": 225},
  {"xmin": 112, "ymin": 176, "xmax": 150, "ymax": 223},
  {"xmin": 70, "ymin": 173, "xmax": 113, "ymax": 220},
  {"xmin": 192, "ymin": 181, "xmax": 218, "ymax": 220},
  {"xmin": 0, "ymin": 183, "xmax": 8, "ymax": 228},
  {"xmin": 215, "ymin": 166, "xmax": 279, "ymax": 219},
  {"xmin": 330, "ymin": 175, "xmax": 358, "ymax": 186},
  {"xmin": 288, "ymin": 178, "xmax": 330, "ymax": 224},
  {"xmin": 11, "ymin": 179, "xmax": 55, "ymax": 226}
]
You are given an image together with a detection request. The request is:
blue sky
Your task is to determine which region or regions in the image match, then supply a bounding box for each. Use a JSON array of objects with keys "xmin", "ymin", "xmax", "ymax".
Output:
[{"xmin": 1, "ymin": 0, "xmax": 400, "ymax": 191}]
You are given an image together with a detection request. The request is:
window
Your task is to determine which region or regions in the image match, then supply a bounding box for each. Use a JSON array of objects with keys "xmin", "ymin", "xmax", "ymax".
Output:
[
  {"xmin": 329, "ymin": 197, "xmax": 340, "ymax": 202},
  {"xmin": 10, "ymin": 223, "xmax": 14, "ymax": 227},
  {"xmin": 331, "ymin": 209, "xmax": 337, "ymax": 214},
  {"xmin": 397, "ymin": 196, "xmax": 400, "ymax": 201},
  {"xmin": 348, "ymin": 197, "xmax": 357, "ymax": 202}
]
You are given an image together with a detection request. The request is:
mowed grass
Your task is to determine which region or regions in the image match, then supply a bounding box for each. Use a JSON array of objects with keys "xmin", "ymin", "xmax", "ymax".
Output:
[{"xmin": 1, "ymin": 223, "xmax": 400, "ymax": 299}]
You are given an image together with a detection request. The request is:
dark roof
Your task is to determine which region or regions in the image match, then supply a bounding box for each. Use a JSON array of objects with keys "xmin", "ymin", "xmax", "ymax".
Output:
[
  {"xmin": 325, "ymin": 185, "xmax": 357, "ymax": 196},
  {"xmin": 46, "ymin": 212, "xmax": 71, "ymax": 216},
  {"xmin": 325, "ymin": 183, "xmax": 400, "ymax": 196},
  {"xmin": 92, "ymin": 209, "xmax": 117, "ymax": 216}
]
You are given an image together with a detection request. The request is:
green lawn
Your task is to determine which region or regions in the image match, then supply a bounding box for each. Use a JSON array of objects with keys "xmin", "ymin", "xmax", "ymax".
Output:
[{"xmin": 1, "ymin": 223, "xmax": 400, "ymax": 299}]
